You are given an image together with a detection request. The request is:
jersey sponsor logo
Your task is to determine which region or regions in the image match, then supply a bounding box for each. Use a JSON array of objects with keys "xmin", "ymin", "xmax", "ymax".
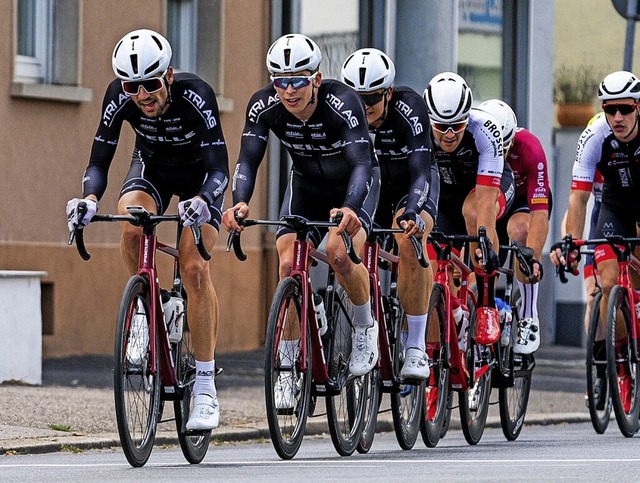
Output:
[
  {"xmin": 184, "ymin": 89, "xmax": 218, "ymax": 128},
  {"xmin": 102, "ymin": 93, "xmax": 131, "ymax": 126},
  {"xmin": 285, "ymin": 130, "xmax": 304, "ymax": 138},
  {"xmin": 310, "ymin": 132, "xmax": 327, "ymax": 140},
  {"xmin": 439, "ymin": 166, "xmax": 455, "ymax": 184},
  {"xmin": 531, "ymin": 197, "xmax": 548, "ymax": 204},
  {"xmin": 327, "ymin": 93, "xmax": 360, "ymax": 128},
  {"xmin": 280, "ymin": 139, "xmax": 343, "ymax": 152},
  {"xmin": 483, "ymin": 119, "xmax": 504, "ymax": 157},
  {"xmin": 133, "ymin": 128, "xmax": 196, "ymax": 144},
  {"xmin": 248, "ymin": 94, "xmax": 280, "ymax": 123},
  {"xmin": 395, "ymin": 100, "xmax": 424, "ymax": 134},
  {"xmin": 619, "ymin": 167, "xmax": 631, "ymax": 187}
]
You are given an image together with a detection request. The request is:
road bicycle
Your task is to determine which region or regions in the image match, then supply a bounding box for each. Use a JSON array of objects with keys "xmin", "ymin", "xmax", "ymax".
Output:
[
  {"xmin": 557, "ymin": 234, "xmax": 640, "ymax": 437},
  {"xmin": 356, "ymin": 226, "xmax": 428, "ymax": 453},
  {"xmin": 421, "ymin": 228, "xmax": 492, "ymax": 447},
  {"xmin": 228, "ymin": 214, "xmax": 370, "ymax": 459},
  {"xmin": 492, "ymin": 240, "xmax": 537, "ymax": 441},
  {"xmin": 70, "ymin": 204, "xmax": 212, "ymax": 467}
]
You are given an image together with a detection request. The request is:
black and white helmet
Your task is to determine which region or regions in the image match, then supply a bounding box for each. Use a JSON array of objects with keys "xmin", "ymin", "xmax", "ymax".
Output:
[
  {"xmin": 266, "ymin": 34, "xmax": 322, "ymax": 74},
  {"xmin": 477, "ymin": 99, "xmax": 518, "ymax": 148},
  {"xmin": 112, "ymin": 29, "xmax": 172, "ymax": 81},
  {"xmin": 597, "ymin": 71, "xmax": 640, "ymax": 102},
  {"xmin": 423, "ymin": 72, "xmax": 473, "ymax": 123},
  {"xmin": 340, "ymin": 48, "xmax": 395, "ymax": 92}
]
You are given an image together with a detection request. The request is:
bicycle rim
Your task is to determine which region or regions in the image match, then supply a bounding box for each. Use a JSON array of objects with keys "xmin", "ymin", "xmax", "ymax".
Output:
[
  {"xmin": 326, "ymin": 285, "xmax": 366, "ymax": 456},
  {"xmin": 264, "ymin": 277, "xmax": 311, "ymax": 460},
  {"xmin": 174, "ymin": 309, "xmax": 211, "ymax": 464},
  {"xmin": 460, "ymin": 299, "xmax": 491, "ymax": 445},
  {"xmin": 420, "ymin": 283, "xmax": 450, "ymax": 448},
  {"xmin": 356, "ymin": 368, "xmax": 381, "ymax": 454},
  {"xmin": 114, "ymin": 276, "xmax": 161, "ymax": 467},
  {"xmin": 606, "ymin": 286, "xmax": 640, "ymax": 437},
  {"xmin": 585, "ymin": 291, "xmax": 611, "ymax": 434},
  {"xmin": 498, "ymin": 285, "xmax": 533, "ymax": 441},
  {"xmin": 388, "ymin": 302, "xmax": 423, "ymax": 451}
]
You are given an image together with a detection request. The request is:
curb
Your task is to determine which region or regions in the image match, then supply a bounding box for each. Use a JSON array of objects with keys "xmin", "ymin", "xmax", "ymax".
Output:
[{"xmin": 1, "ymin": 413, "xmax": 591, "ymax": 455}]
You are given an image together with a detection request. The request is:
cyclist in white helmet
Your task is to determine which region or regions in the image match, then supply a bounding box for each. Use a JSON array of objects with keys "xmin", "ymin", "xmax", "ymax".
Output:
[
  {"xmin": 551, "ymin": 71, "xmax": 640, "ymax": 390},
  {"xmin": 223, "ymin": 34, "xmax": 380, "ymax": 405},
  {"xmin": 477, "ymin": 99, "xmax": 552, "ymax": 355},
  {"xmin": 341, "ymin": 48, "xmax": 438, "ymax": 381},
  {"xmin": 66, "ymin": 29, "xmax": 229, "ymax": 431},
  {"xmin": 424, "ymin": 72, "xmax": 515, "ymax": 349}
]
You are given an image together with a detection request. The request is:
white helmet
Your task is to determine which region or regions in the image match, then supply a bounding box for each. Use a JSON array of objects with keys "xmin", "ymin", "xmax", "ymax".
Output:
[
  {"xmin": 597, "ymin": 71, "xmax": 640, "ymax": 101},
  {"xmin": 477, "ymin": 99, "xmax": 518, "ymax": 148},
  {"xmin": 112, "ymin": 29, "xmax": 172, "ymax": 81},
  {"xmin": 266, "ymin": 34, "xmax": 322, "ymax": 74},
  {"xmin": 340, "ymin": 48, "xmax": 395, "ymax": 92},
  {"xmin": 423, "ymin": 72, "xmax": 473, "ymax": 123}
]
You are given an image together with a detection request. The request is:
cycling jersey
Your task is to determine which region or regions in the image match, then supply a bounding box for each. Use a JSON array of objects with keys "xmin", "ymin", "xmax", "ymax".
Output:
[
  {"xmin": 372, "ymin": 86, "xmax": 438, "ymax": 227},
  {"xmin": 232, "ymin": 79, "xmax": 374, "ymax": 214},
  {"xmin": 83, "ymin": 73, "xmax": 229, "ymax": 208},
  {"xmin": 506, "ymin": 128, "xmax": 551, "ymax": 213}
]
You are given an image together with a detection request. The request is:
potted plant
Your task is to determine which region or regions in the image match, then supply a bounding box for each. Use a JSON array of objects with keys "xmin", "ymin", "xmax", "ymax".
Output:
[{"xmin": 554, "ymin": 64, "xmax": 600, "ymax": 127}]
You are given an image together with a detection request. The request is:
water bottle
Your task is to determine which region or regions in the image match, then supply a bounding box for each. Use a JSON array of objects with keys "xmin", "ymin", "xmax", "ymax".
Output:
[
  {"xmin": 496, "ymin": 297, "xmax": 513, "ymax": 346},
  {"xmin": 163, "ymin": 291, "xmax": 185, "ymax": 344},
  {"xmin": 313, "ymin": 293, "xmax": 328, "ymax": 337}
]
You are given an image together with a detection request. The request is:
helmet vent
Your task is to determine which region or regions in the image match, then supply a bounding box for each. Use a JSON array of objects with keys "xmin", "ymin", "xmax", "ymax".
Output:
[
  {"xmin": 294, "ymin": 57, "xmax": 311, "ymax": 69},
  {"xmin": 358, "ymin": 67, "xmax": 367, "ymax": 86},
  {"xmin": 284, "ymin": 49, "xmax": 291, "ymax": 68},
  {"xmin": 151, "ymin": 35, "xmax": 163, "ymax": 50},
  {"xmin": 144, "ymin": 61, "xmax": 160, "ymax": 76},
  {"xmin": 129, "ymin": 54, "xmax": 139, "ymax": 75}
]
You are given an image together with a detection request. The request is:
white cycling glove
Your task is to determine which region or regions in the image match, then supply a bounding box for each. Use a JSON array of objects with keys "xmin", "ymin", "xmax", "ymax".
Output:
[
  {"xmin": 66, "ymin": 198, "xmax": 98, "ymax": 232},
  {"xmin": 178, "ymin": 197, "xmax": 211, "ymax": 227}
]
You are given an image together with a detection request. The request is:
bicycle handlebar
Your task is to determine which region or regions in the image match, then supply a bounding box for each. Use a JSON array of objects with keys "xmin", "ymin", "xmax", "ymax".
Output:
[
  {"xmin": 68, "ymin": 203, "xmax": 211, "ymax": 261},
  {"xmin": 369, "ymin": 227, "xmax": 429, "ymax": 268},
  {"xmin": 226, "ymin": 213, "xmax": 362, "ymax": 264}
]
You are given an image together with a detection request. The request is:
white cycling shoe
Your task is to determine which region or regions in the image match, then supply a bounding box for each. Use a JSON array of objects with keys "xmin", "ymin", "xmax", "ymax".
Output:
[
  {"xmin": 401, "ymin": 347, "xmax": 430, "ymax": 381},
  {"xmin": 349, "ymin": 322, "xmax": 379, "ymax": 376},
  {"xmin": 514, "ymin": 317, "xmax": 540, "ymax": 355},
  {"xmin": 186, "ymin": 394, "xmax": 219, "ymax": 431}
]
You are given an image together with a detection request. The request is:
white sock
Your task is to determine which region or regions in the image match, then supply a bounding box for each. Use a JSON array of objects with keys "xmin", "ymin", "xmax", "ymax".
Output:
[
  {"xmin": 278, "ymin": 339, "xmax": 298, "ymax": 368},
  {"xmin": 406, "ymin": 314, "xmax": 427, "ymax": 351},
  {"xmin": 194, "ymin": 360, "xmax": 217, "ymax": 398},
  {"xmin": 517, "ymin": 281, "xmax": 539, "ymax": 320},
  {"xmin": 353, "ymin": 300, "xmax": 374, "ymax": 328}
]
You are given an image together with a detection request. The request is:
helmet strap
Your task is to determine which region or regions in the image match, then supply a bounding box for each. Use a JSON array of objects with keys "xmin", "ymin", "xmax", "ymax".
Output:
[
  {"xmin": 372, "ymin": 94, "xmax": 390, "ymax": 127},
  {"xmin": 621, "ymin": 112, "xmax": 639, "ymax": 141}
]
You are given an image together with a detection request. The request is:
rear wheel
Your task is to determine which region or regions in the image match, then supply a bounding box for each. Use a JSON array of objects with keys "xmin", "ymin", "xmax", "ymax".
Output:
[
  {"xmin": 264, "ymin": 277, "xmax": 312, "ymax": 460},
  {"xmin": 390, "ymin": 301, "xmax": 423, "ymax": 450},
  {"xmin": 606, "ymin": 285, "xmax": 640, "ymax": 437},
  {"xmin": 420, "ymin": 284, "xmax": 450, "ymax": 448},
  {"xmin": 585, "ymin": 291, "xmax": 611, "ymax": 434},
  {"xmin": 174, "ymin": 294, "xmax": 211, "ymax": 463},
  {"xmin": 498, "ymin": 285, "xmax": 533, "ymax": 441},
  {"xmin": 326, "ymin": 285, "xmax": 366, "ymax": 456},
  {"xmin": 114, "ymin": 276, "xmax": 160, "ymax": 467},
  {"xmin": 460, "ymin": 296, "xmax": 491, "ymax": 445}
]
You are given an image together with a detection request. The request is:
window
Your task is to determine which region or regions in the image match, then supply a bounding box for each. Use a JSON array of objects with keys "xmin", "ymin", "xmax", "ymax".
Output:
[
  {"xmin": 13, "ymin": 0, "xmax": 91, "ymax": 102},
  {"xmin": 167, "ymin": 0, "xmax": 223, "ymax": 94}
]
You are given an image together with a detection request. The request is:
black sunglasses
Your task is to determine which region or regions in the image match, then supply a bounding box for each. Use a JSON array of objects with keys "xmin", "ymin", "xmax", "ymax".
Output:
[
  {"xmin": 359, "ymin": 90, "xmax": 387, "ymax": 107},
  {"xmin": 121, "ymin": 74, "xmax": 166, "ymax": 96},
  {"xmin": 602, "ymin": 103, "xmax": 637, "ymax": 115},
  {"xmin": 271, "ymin": 73, "xmax": 317, "ymax": 90}
]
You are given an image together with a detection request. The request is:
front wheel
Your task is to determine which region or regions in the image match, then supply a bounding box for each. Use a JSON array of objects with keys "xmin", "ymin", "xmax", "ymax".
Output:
[
  {"xmin": 606, "ymin": 285, "xmax": 640, "ymax": 437},
  {"xmin": 498, "ymin": 285, "xmax": 533, "ymax": 441},
  {"xmin": 114, "ymin": 276, "xmax": 161, "ymax": 467},
  {"xmin": 420, "ymin": 283, "xmax": 450, "ymax": 448},
  {"xmin": 264, "ymin": 277, "xmax": 312, "ymax": 460},
  {"xmin": 174, "ymin": 295, "xmax": 211, "ymax": 463},
  {"xmin": 460, "ymin": 298, "xmax": 491, "ymax": 445},
  {"xmin": 585, "ymin": 290, "xmax": 611, "ymax": 434}
]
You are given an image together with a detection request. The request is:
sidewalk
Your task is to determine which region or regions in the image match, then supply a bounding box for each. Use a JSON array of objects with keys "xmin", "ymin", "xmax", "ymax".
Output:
[{"xmin": 0, "ymin": 345, "xmax": 591, "ymax": 455}]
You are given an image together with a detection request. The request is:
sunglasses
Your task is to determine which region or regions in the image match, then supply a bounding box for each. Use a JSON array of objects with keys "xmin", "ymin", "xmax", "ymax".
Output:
[
  {"xmin": 360, "ymin": 90, "xmax": 387, "ymax": 107},
  {"xmin": 602, "ymin": 103, "xmax": 637, "ymax": 115},
  {"xmin": 271, "ymin": 72, "xmax": 318, "ymax": 90},
  {"xmin": 430, "ymin": 118, "xmax": 468, "ymax": 134},
  {"xmin": 121, "ymin": 74, "xmax": 166, "ymax": 96}
]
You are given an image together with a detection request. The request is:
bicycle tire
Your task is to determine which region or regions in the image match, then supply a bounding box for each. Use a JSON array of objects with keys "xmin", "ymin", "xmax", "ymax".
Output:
[
  {"xmin": 325, "ymin": 285, "xmax": 366, "ymax": 456},
  {"xmin": 264, "ymin": 277, "xmax": 312, "ymax": 460},
  {"xmin": 498, "ymin": 285, "xmax": 533, "ymax": 441},
  {"xmin": 606, "ymin": 285, "xmax": 640, "ymax": 437},
  {"xmin": 420, "ymin": 283, "xmax": 450, "ymax": 448},
  {"xmin": 174, "ymin": 294, "xmax": 211, "ymax": 463},
  {"xmin": 389, "ymin": 300, "xmax": 423, "ymax": 450},
  {"xmin": 356, "ymin": 367, "xmax": 381, "ymax": 454},
  {"xmin": 585, "ymin": 290, "xmax": 611, "ymax": 434},
  {"xmin": 459, "ymin": 295, "xmax": 491, "ymax": 445},
  {"xmin": 113, "ymin": 276, "xmax": 161, "ymax": 467}
]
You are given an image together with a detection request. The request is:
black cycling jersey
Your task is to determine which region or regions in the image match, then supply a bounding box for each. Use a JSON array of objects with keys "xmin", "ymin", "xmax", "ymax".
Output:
[
  {"xmin": 232, "ymin": 79, "xmax": 374, "ymax": 213},
  {"xmin": 372, "ymin": 85, "xmax": 437, "ymax": 224},
  {"xmin": 83, "ymin": 72, "xmax": 229, "ymax": 206}
]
